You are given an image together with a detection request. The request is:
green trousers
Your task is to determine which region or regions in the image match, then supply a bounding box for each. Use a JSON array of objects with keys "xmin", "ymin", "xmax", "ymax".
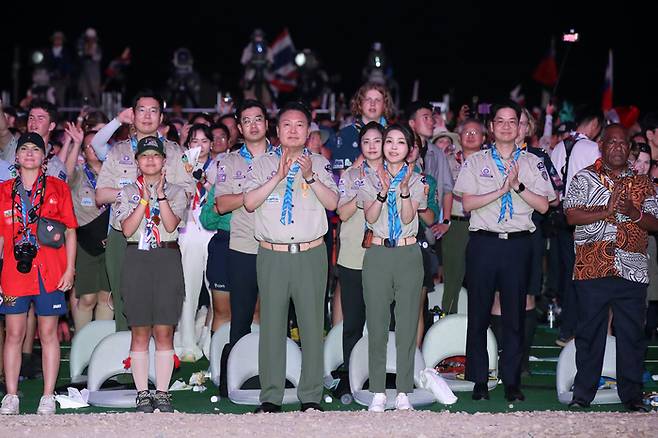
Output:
[
  {"xmin": 106, "ymin": 227, "xmax": 129, "ymax": 332},
  {"xmin": 256, "ymin": 244, "xmax": 327, "ymax": 405},
  {"xmin": 362, "ymin": 244, "xmax": 423, "ymax": 393},
  {"xmin": 441, "ymin": 220, "xmax": 469, "ymax": 314}
]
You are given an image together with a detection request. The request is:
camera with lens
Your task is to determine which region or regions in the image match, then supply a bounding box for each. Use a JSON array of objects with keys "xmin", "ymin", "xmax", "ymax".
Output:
[{"xmin": 14, "ymin": 241, "xmax": 37, "ymax": 274}]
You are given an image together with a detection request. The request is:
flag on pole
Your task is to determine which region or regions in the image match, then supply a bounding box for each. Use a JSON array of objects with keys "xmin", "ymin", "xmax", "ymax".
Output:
[
  {"xmin": 268, "ymin": 29, "xmax": 298, "ymax": 94},
  {"xmin": 509, "ymin": 84, "xmax": 525, "ymax": 107},
  {"xmin": 602, "ymin": 50, "xmax": 613, "ymax": 111},
  {"xmin": 532, "ymin": 39, "xmax": 558, "ymax": 88}
]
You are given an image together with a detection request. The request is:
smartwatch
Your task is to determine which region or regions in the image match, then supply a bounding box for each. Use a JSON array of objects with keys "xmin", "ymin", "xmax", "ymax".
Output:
[
  {"xmin": 514, "ymin": 183, "xmax": 526, "ymax": 194},
  {"xmin": 442, "ymin": 219, "xmax": 451, "ymax": 225}
]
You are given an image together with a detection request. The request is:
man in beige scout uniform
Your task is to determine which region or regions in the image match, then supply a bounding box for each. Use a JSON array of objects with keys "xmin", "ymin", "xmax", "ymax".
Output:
[
  {"xmin": 95, "ymin": 91, "xmax": 192, "ymax": 331},
  {"xmin": 453, "ymin": 101, "xmax": 555, "ymax": 403},
  {"xmin": 244, "ymin": 102, "xmax": 338, "ymax": 413},
  {"xmin": 214, "ymin": 99, "xmax": 272, "ymax": 396}
]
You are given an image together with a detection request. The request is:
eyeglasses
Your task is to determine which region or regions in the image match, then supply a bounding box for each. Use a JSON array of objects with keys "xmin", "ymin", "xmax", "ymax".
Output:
[
  {"xmin": 464, "ymin": 130, "xmax": 481, "ymax": 136},
  {"xmin": 493, "ymin": 119, "xmax": 518, "ymax": 127},
  {"xmin": 241, "ymin": 115, "xmax": 264, "ymax": 126}
]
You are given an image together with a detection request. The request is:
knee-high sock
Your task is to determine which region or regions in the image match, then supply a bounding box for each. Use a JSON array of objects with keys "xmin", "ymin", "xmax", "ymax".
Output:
[
  {"xmin": 155, "ymin": 350, "xmax": 175, "ymax": 392},
  {"xmin": 130, "ymin": 351, "xmax": 149, "ymax": 392}
]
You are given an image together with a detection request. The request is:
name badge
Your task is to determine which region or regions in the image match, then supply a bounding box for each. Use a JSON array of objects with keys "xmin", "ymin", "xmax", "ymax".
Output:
[
  {"xmin": 266, "ymin": 193, "xmax": 281, "ymax": 204},
  {"xmin": 118, "ymin": 178, "xmax": 132, "ymax": 188},
  {"xmin": 81, "ymin": 197, "xmax": 94, "ymax": 207}
]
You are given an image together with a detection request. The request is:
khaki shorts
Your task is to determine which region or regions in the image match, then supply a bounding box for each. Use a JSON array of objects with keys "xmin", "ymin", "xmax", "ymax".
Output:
[
  {"xmin": 120, "ymin": 245, "xmax": 184, "ymax": 327},
  {"xmin": 75, "ymin": 243, "xmax": 110, "ymax": 297}
]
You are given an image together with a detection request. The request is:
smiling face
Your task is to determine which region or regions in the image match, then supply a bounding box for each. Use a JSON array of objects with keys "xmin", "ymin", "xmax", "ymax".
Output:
[
  {"xmin": 188, "ymin": 128, "xmax": 212, "ymax": 159},
  {"xmin": 133, "ymin": 97, "xmax": 163, "ymax": 136},
  {"xmin": 136, "ymin": 150, "xmax": 166, "ymax": 176},
  {"xmin": 27, "ymin": 108, "xmax": 55, "ymax": 140},
  {"xmin": 277, "ymin": 109, "xmax": 309, "ymax": 149},
  {"xmin": 490, "ymin": 107, "xmax": 519, "ymax": 144},
  {"xmin": 16, "ymin": 143, "xmax": 45, "ymax": 170},
  {"xmin": 383, "ymin": 129, "xmax": 409, "ymax": 164},
  {"xmin": 460, "ymin": 121, "xmax": 484, "ymax": 152},
  {"xmin": 360, "ymin": 128, "xmax": 383, "ymax": 161}
]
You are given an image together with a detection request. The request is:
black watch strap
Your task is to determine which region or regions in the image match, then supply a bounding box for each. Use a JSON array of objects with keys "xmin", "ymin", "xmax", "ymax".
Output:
[{"xmin": 514, "ymin": 183, "xmax": 526, "ymax": 194}]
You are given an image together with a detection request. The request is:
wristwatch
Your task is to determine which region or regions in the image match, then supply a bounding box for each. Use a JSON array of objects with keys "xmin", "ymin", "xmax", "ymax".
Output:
[
  {"xmin": 442, "ymin": 219, "xmax": 451, "ymax": 225},
  {"xmin": 304, "ymin": 175, "xmax": 316, "ymax": 185},
  {"xmin": 376, "ymin": 192, "xmax": 388, "ymax": 203},
  {"xmin": 157, "ymin": 196, "xmax": 168, "ymax": 202},
  {"xmin": 514, "ymin": 183, "xmax": 526, "ymax": 194}
]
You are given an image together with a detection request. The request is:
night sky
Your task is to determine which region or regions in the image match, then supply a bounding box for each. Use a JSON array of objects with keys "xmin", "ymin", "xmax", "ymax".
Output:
[{"xmin": 1, "ymin": 2, "xmax": 655, "ymax": 113}]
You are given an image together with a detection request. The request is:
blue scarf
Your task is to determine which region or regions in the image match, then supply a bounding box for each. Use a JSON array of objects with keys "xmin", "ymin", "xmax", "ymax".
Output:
[
  {"xmin": 490, "ymin": 144, "xmax": 521, "ymax": 222},
  {"xmin": 384, "ymin": 163, "xmax": 408, "ymax": 242},
  {"xmin": 279, "ymin": 148, "xmax": 310, "ymax": 226},
  {"xmin": 238, "ymin": 143, "xmax": 274, "ymax": 164}
]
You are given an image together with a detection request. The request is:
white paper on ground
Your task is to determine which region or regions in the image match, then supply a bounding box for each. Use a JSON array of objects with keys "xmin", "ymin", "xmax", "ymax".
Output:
[
  {"xmin": 419, "ymin": 368, "xmax": 458, "ymax": 405},
  {"xmin": 55, "ymin": 387, "xmax": 90, "ymax": 408},
  {"xmin": 169, "ymin": 380, "xmax": 193, "ymax": 391}
]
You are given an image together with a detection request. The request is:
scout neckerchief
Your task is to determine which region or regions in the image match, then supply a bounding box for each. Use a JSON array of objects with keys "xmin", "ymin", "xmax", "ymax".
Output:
[
  {"xmin": 12, "ymin": 171, "xmax": 46, "ymax": 247},
  {"xmin": 384, "ymin": 162, "xmax": 408, "ymax": 242},
  {"xmin": 238, "ymin": 142, "xmax": 274, "ymax": 165},
  {"xmin": 490, "ymin": 143, "xmax": 521, "ymax": 222},
  {"xmin": 135, "ymin": 175, "xmax": 161, "ymax": 247},
  {"xmin": 191, "ymin": 158, "xmax": 212, "ymax": 210},
  {"xmin": 279, "ymin": 148, "xmax": 310, "ymax": 226},
  {"xmin": 82, "ymin": 163, "xmax": 98, "ymax": 189},
  {"xmin": 130, "ymin": 135, "xmax": 166, "ymax": 153}
]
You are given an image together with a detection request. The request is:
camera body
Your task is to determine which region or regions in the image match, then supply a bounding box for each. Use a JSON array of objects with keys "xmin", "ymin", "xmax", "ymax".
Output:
[{"xmin": 14, "ymin": 241, "xmax": 37, "ymax": 274}]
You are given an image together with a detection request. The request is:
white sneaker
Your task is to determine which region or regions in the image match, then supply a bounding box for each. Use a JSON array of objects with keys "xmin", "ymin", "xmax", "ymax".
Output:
[
  {"xmin": 395, "ymin": 392, "xmax": 414, "ymax": 411},
  {"xmin": 368, "ymin": 392, "xmax": 387, "ymax": 412},
  {"xmin": 37, "ymin": 395, "xmax": 56, "ymax": 415},
  {"xmin": 0, "ymin": 394, "xmax": 19, "ymax": 415}
]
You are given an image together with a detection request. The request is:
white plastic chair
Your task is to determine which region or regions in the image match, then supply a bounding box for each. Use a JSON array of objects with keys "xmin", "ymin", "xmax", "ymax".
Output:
[
  {"xmin": 86, "ymin": 331, "xmax": 157, "ymax": 408},
  {"xmin": 556, "ymin": 335, "xmax": 621, "ymax": 405},
  {"xmin": 427, "ymin": 283, "xmax": 468, "ymax": 315},
  {"xmin": 421, "ymin": 314, "xmax": 498, "ymax": 392},
  {"xmin": 349, "ymin": 332, "xmax": 435, "ymax": 409},
  {"xmin": 226, "ymin": 332, "xmax": 302, "ymax": 405},
  {"xmin": 323, "ymin": 321, "xmax": 368, "ymax": 379},
  {"xmin": 69, "ymin": 320, "xmax": 116, "ymax": 383},
  {"xmin": 209, "ymin": 322, "xmax": 260, "ymax": 386}
]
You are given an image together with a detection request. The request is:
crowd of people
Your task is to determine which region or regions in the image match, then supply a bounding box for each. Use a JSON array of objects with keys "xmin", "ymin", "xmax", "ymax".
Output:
[{"xmin": 0, "ymin": 79, "xmax": 656, "ymax": 415}]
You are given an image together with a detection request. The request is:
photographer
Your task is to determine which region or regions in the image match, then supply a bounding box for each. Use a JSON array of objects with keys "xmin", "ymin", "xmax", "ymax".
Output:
[{"xmin": 0, "ymin": 132, "xmax": 77, "ymax": 415}]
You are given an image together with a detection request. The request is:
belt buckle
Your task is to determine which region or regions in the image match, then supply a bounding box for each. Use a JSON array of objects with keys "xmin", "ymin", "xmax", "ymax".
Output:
[
  {"xmin": 498, "ymin": 233, "xmax": 508, "ymax": 240},
  {"xmin": 289, "ymin": 243, "xmax": 300, "ymax": 254},
  {"xmin": 384, "ymin": 238, "xmax": 396, "ymax": 248}
]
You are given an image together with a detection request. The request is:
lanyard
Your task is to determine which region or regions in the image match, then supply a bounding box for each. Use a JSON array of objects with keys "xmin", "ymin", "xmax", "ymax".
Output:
[{"xmin": 83, "ymin": 164, "xmax": 98, "ymax": 189}]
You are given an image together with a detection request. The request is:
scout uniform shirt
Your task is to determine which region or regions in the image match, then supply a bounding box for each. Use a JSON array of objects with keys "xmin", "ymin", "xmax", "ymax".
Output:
[
  {"xmin": 337, "ymin": 164, "xmax": 369, "ymax": 270},
  {"xmin": 357, "ymin": 167, "xmax": 428, "ymax": 239},
  {"xmin": 96, "ymin": 138, "xmax": 193, "ymax": 230},
  {"xmin": 69, "ymin": 164, "xmax": 105, "ymax": 226},
  {"xmin": 446, "ymin": 148, "xmax": 468, "ymax": 217},
  {"xmin": 113, "ymin": 180, "xmax": 188, "ymax": 243},
  {"xmin": 214, "ymin": 149, "xmax": 260, "ymax": 254},
  {"xmin": 182, "ymin": 156, "xmax": 219, "ymax": 224},
  {"xmin": 244, "ymin": 150, "xmax": 338, "ymax": 244},
  {"xmin": 453, "ymin": 148, "xmax": 557, "ymax": 233}
]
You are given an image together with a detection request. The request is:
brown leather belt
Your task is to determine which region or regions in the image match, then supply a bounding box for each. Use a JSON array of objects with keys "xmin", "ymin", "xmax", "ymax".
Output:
[
  {"xmin": 371, "ymin": 236, "xmax": 417, "ymax": 248},
  {"xmin": 259, "ymin": 237, "xmax": 323, "ymax": 253},
  {"xmin": 127, "ymin": 241, "xmax": 180, "ymax": 249}
]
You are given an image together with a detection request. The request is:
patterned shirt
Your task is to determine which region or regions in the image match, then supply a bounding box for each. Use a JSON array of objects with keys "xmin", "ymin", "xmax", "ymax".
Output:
[{"xmin": 564, "ymin": 160, "xmax": 658, "ymax": 283}]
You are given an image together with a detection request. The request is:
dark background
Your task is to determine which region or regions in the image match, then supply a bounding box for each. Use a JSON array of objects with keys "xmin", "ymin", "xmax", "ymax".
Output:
[{"xmin": 1, "ymin": 2, "xmax": 655, "ymax": 113}]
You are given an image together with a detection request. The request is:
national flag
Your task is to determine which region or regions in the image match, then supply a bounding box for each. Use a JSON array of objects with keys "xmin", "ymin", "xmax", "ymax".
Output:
[
  {"xmin": 509, "ymin": 84, "xmax": 525, "ymax": 107},
  {"xmin": 268, "ymin": 29, "xmax": 298, "ymax": 94},
  {"xmin": 602, "ymin": 50, "xmax": 613, "ymax": 111},
  {"xmin": 532, "ymin": 39, "xmax": 558, "ymax": 88}
]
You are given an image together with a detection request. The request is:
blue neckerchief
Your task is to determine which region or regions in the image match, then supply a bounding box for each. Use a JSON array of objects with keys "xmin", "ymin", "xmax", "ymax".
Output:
[
  {"xmin": 279, "ymin": 148, "xmax": 310, "ymax": 226},
  {"xmin": 238, "ymin": 143, "xmax": 274, "ymax": 164},
  {"xmin": 83, "ymin": 164, "xmax": 98, "ymax": 189},
  {"xmin": 490, "ymin": 144, "xmax": 521, "ymax": 222},
  {"xmin": 384, "ymin": 162, "xmax": 408, "ymax": 242},
  {"xmin": 130, "ymin": 135, "xmax": 165, "ymax": 153}
]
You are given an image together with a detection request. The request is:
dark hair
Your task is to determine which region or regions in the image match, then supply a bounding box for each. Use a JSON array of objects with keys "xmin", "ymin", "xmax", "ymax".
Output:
[
  {"xmin": 358, "ymin": 121, "xmax": 385, "ymax": 145},
  {"xmin": 383, "ymin": 123, "xmax": 415, "ymax": 160},
  {"xmin": 81, "ymin": 110, "xmax": 109, "ymax": 131},
  {"xmin": 184, "ymin": 123, "xmax": 214, "ymax": 148},
  {"xmin": 132, "ymin": 90, "xmax": 164, "ymax": 112},
  {"xmin": 490, "ymin": 100, "xmax": 522, "ymax": 121},
  {"xmin": 575, "ymin": 106, "xmax": 604, "ymax": 129},
  {"xmin": 210, "ymin": 123, "xmax": 230, "ymax": 139},
  {"xmin": 189, "ymin": 113, "xmax": 214, "ymax": 125},
  {"xmin": 28, "ymin": 99, "xmax": 58, "ymax": 124},
  {"xmin": 277, "ymin": 101, "xmax": 312, "ymax": 125},
  {"xmin": 405, "ymin": 101, "xmax": 433, "ymax": 121},
  {"xmin": 642, "ymin": 112, "xmax": 658, "ymax": 136},
  {"xmin": 217, "ymin": 114, "xmax": 236, "ymax": 125},
  {"xmin": 161, "ymin": 121, "xmax": 180, "ymax": 144},
  {"xmin": 631, "ymin": 141, "xmax": 652, "ymax": 161},
  {"xmin": 237, "ymin": 99, "xmax": 267, "ymax": 123}
]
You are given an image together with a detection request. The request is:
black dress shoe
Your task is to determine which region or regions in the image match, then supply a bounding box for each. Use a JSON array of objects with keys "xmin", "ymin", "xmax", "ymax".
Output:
[
  {"xmin": 301, "ymin": 402, "xmax": 324, "ymax": 412},
  {"xmin": 624, "ymin": 399, "xmax": 651, "ymax": 412},
  {"xmin": 504, "ymin": 385, "xmax": 525, "ymax": 402},
  {"xmin": 472, "ymin": 382, "xmax": 490, "ymax": 400},
  {"xmin": 568, "ymin": 398, "xmax": 590, "ymax": 409},
  {"xmin": 253, "ymin": 402, "xmax": 282, "ymax": 413}
]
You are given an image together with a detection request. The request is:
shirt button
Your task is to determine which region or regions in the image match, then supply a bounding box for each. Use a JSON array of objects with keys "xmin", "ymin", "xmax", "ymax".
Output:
[{"xmin": 291, "ymin": 236, "xmax": 295, "ymax": 239}]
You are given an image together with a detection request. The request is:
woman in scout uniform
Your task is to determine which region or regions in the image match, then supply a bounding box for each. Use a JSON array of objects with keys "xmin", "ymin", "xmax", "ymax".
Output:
[
  {"xmin": 114, "ymin": 136, "xmax": 188, "ymax": 413},
  {"xmin": 359, "ymin": 124, "xmax": 427, "ymax": 412},
  {"xmin": 177, "ymin": 124, "xmax": 218, "ymax": 362},
  {"xmin": 0, "ymin": 132, "xmax": 78, "ymax": 415},
  {"xmin": 62, "ymin": 127, "xmax": 113, "ymax": 331},
  {"xmin": 336, "ymin": 121, "xmax": 384, "ymax": 396}
]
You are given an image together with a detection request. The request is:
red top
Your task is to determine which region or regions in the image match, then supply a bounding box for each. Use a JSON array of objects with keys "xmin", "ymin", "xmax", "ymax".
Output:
[{"xmin": 0, "ymin": 176, "xmax": 78, "ymax": 296}]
